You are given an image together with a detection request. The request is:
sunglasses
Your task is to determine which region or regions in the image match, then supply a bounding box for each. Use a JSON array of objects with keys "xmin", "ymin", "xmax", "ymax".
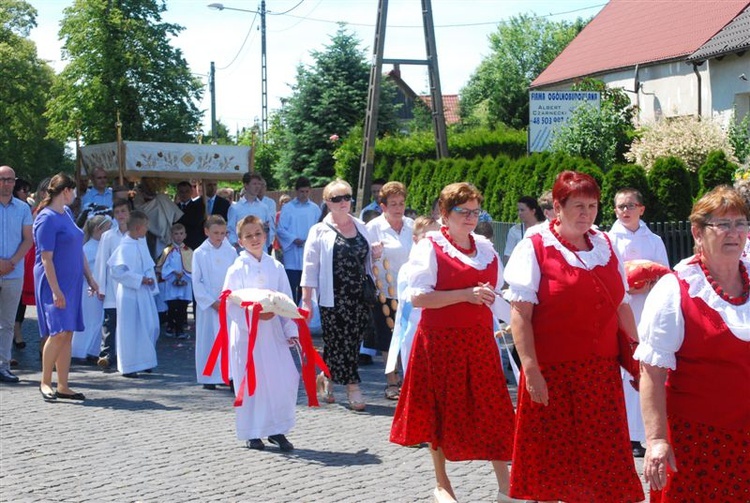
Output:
[{"xmin": 328, "ymin": 194, "xmax": 352, "ymax": 203}]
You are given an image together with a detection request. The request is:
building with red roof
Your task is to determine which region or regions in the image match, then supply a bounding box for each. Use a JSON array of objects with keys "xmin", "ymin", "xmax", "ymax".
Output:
[{"xmin": 531, "ymin": 0, "xmax": 750, "ymax": 126}]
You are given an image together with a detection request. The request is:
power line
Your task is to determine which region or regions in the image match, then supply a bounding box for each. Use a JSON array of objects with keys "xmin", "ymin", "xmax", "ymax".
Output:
[
  {"xmin": 269, "ymin": 0, "xmax": 306, "ymax": 16},
  {"xmin": 216, "ymin": 11, "xmax": 259, "ymax": 71},
  {"xmin": 273, "ymin": 2, "xmax": 605, "ymax": 29}
]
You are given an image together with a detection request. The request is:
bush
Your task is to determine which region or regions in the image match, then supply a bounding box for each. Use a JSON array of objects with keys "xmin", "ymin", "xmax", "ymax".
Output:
[
  {"xmin": 698, "ymin": 150, "xmax": 738, "ymax": 197},
  {"xmin": 627, "ymin": 116, "xmax": 736, "ymax": 173},
  {"xmin": 647, "ymin": 156, "xmax": 693, "ymax": 222}
]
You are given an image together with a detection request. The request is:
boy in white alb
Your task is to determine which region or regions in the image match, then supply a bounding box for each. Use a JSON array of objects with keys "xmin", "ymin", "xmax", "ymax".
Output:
[
  {"xmin": 606, "ymin": 188, "xmax": 669, "ymax": 457},
  {"xmin": 192, "ymin": 216, "xmax": 237, "ymax": 390},
  {"xmin": 108, "ymin": 210, "xmax": 160, "ymax": 378},
  {"xmin": 224, "ymin": 215, "xmax": 299, "ymax": 452},
  {"xmin": 94, "ymin": 198, "xmax": 130, "ymax": 368},
  {"xmin": 156, "ymin": 223, "xmax": 193, "ymax": 339}
]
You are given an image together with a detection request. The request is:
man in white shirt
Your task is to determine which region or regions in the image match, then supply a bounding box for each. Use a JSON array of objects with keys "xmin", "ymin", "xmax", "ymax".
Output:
[
  {"xmin": 226, "ymin": 172, "xmax": 275, "ymax": 249},
  {"xmin": 259, "ymin": 179, "xmax": 277, "ymax": 218},
  {"xmin": 607, "ymin": 187, "xmax": 669, "ymax": 458},
  {"xmin": 80, "ymin": 167, "xmax": 113, "ymax": 213},
  {"xmin": 277, "ymin": 176, "xmax": 321, "ymax": 304}
]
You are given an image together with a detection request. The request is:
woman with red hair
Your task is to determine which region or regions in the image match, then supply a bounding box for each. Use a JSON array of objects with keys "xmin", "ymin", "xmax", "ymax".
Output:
[{"xmin": 504, "ymin": 171, "xmax": 644, "ymax": 502}]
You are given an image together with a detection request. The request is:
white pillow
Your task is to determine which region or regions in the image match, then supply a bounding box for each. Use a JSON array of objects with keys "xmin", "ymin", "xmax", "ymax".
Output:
[{"xmin": 228, "ymin": 288, "xmax": 301, "ymax": 319}]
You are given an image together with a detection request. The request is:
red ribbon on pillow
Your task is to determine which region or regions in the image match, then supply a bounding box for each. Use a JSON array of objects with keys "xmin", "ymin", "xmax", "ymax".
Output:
[
  {"xmin": 295, "ymin": 307, "xmax": 330, "ymax": 407},
  {"xmin": 203, "ymin": 290, "xmax": 330, "ymax": 408},
  {"xmin": 203, "ymin": 289, "xmax": 232, "ymax": 385}
]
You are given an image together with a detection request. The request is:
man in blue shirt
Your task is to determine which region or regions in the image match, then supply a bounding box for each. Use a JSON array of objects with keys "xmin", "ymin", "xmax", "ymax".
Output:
[
  {"xmin": 80, "ymin": 167, "xmax": 113, "ymax": 217},
  {"xmin": 227, "ymin": 172, "xmax": 275, "ymax": 249},
  {"xmin": 0, "ymin": 166, "xmax": 33, "ymax": 383},
  {"xmin": 276, "ymin": 176, "xmax": 321, "ymax": 304},
  {"xmin": 358, "ymin": 178, "xmax": 386, "ymax": 220}
]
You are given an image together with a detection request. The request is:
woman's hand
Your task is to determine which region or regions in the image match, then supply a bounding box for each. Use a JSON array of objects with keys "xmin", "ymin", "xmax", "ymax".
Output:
[
  {"xmin": 87, "ymin": 279, "xmax": 99, "ymax": 297},
  {"xmin": 466, "ymin": 283, "xmax": 495, "ymax": 306},
  {"xmin": 258, "ymin": 312, "xmax": 275, "ymax": 321},
  {"xmin": 524, "ymin": 367, "xmax": 549, "ymax": 406},
  {"xmin": 371, "ymin": 241, "xmax": 384, "ymax": 260},
  {"xmin": 288, "ymin": 336, "xmax": 299, "ymax": 347},
  {"xmin": 52, "ymin": 289, "xmax": 66, "ymax": 309},
  {"xmin": 300, "ymin": 299, "xmax": 313, "ymax": 322},
  {"xmin": 643, "ymin": 440, "xmax": 677, "ymax": 490}
]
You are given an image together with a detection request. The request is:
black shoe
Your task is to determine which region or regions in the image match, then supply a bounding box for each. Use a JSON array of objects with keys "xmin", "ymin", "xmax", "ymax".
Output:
[
  {"xmin": 203, "ymin": 384, "xmax": 216, "ymax": 390},
  {"xmin": 122, "ymin": 372, "xmax": 139, "ymax": 378},
  {"xmin": 631, "ymin": 441, "xmax": 646, "ymax": 458},
  {"xmin": 246, "ymin": 438, "xmax": 265, "ymax": 450},
  {"xmin": 56, "ymin": 391, "xmax": 86, "ymax": 401},
  {"xmin": 13, "ymin": 340, "xmax": 26, "ymax": 349},
  {"xmin": 268, "ymin": 434, "xmax": 294, "ymax": 452},
  {"xmin": 358, "ymin": 354, "xmax": 373, "ymax": 366},
  {"xmin": 0, "ymin": 369, "xmax": 20, "ymax": 383},
  {"xmin": 39, "ymin": 386, "xmax": 56, "ymax": 401}
]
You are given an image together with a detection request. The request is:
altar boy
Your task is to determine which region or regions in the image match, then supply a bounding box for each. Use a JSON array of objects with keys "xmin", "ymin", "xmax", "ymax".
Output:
[
  {"xmin": 607, "ymin": 188, "xmax": 669, "ymax": 457},
  {"xmin": 192, "ymin": 216, "xmax": 237, "ymax": 389},
  {"xmin": 108, "ymin": 210, "xmax": 160, "ymax": 378}
]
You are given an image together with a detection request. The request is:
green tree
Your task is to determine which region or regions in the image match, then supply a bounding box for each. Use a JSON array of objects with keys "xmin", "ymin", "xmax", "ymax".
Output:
[
  {"xmin": 648, "ymin": 156, "xmax": 693, "ymax": 222},
  {"xmin": 276, "ymin": 25, "xmax": 399, "ymax": 188},
  {"xmin": 550, "ymin": 79, "xmax": 636, "ymax": 172},
  {"xmin": 460, "ymin": 13, "xmax": 588, "ymax": 129},
  {"xmin": 0, "ymin": 0, "xmax": 68, "ymax": 182},
  {"xmin": 698, "ymin": 150, "xmax": 738, "ymax": 197},
  {"xmin": 238, "ymin": 112, "xmax": 286, "ymax": 190},
  {"xmin": 202, "ymin": 120, "xmax": 234, "ymax": 146},
  {"xmin": 46, "ymin": 0, "xmax": 203, "ymax": 145}
]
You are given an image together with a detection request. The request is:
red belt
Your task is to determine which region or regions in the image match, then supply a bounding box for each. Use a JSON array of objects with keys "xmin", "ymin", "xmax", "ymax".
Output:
[{"xmin": 203, "ymin": 289, "xmax": 330, "ymax": 407}]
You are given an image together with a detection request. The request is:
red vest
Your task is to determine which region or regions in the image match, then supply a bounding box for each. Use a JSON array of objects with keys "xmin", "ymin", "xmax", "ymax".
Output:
[
  {"xmin": 530, "ymin": 233, "xmax": 624, "ymax": 364},
  {"xmin": 419, "ymin": 238, "xmax": 498, "ymax": 329},
  {"xmin": 668, "ymin": 275, "xmax": 750, "ymax": 430}
]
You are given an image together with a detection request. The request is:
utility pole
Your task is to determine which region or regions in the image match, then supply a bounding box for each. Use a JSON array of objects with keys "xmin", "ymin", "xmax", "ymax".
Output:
[
  {"xmin": 260, "ymin": 0, "xmax": 268, "ymax": 141},
  {"xmin": 356, "ymin": 0, "xmax": 448, "ymax": 214},
  {"xmin": 210, "ymin": 61, "xmax": 217, "ymax": 141}
]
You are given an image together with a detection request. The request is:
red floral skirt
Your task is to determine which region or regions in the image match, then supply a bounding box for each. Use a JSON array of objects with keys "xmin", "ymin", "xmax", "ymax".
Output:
[
  {"xmin": 390, "ymin": 323, "xmax": 515, "ymax": 461},
  {"xmin": 650, "ymin": 414, "xmax": 750, "ymax": 502},
  {"xmin": 509, "ymin": 356, "xmax": 644, "ymax": 503}
]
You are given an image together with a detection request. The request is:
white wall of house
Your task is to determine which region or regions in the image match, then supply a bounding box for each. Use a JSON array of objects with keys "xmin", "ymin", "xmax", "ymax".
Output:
[
  {"xmin": 706, "ymin": 52, "xmax": 750, "ymax": 127},
  {"xmin": 535, "ymin": 53, "xmax": 750, "ymax": 130}
]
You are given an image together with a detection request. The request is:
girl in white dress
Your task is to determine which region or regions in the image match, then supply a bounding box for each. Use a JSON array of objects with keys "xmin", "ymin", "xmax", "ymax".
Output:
[
  {"xmin": 72, "ymin": 216, "xmax": 111, "ymax": 359},
  {"xmin": 224, "ymin": 215, "xmax": 300, "ymax": 452}
]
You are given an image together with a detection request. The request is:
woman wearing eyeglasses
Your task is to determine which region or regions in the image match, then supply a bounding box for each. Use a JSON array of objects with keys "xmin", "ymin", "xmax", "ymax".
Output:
[
  {"xmin": 301, "ymin": 179, "xmax": 381, "ymax": 411},
  {"xmin": 637, "ymin": 186, "xmax": 750, "ymax": 502},
  {"xmin": 503, "ymin": 171, "xmax": 643, "ymax": 503},
  {"xmin": 390, "ymin": 182, "xmax": 516, "ymax": 503}
]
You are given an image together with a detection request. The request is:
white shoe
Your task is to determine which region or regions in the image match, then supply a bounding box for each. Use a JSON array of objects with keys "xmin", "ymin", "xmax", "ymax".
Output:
[
  {"xmin": 433, "ymin": 487, "xmax": 457, "ymax": 503},
  {"xmin": 496, "ymin": 491, "xmax": 524, "ymax": 503}
]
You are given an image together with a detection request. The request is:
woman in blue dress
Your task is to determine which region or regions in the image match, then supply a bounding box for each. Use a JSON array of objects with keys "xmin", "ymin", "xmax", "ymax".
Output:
[{"xmin": 34, "ymin": 173, "xmax": 98, "ymax": 402}]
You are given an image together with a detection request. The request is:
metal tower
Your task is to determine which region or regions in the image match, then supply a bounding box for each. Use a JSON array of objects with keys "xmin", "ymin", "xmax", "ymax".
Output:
[{"xmin": 355, "ymin": 0, "xmax": 449, "ymax": 213}]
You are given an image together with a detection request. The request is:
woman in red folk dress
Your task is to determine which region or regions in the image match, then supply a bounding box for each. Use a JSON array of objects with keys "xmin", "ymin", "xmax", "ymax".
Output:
[
  {"xmin": 390, "ymin": 183, "xmax": 516, "ymax": 503},
  {"xmin": 504, "ymin": 171, "xmax": 644, "ymax": 503},
  {"xmin": 637, "ymin": 186, "xmax": 750, "ymax": 502}
]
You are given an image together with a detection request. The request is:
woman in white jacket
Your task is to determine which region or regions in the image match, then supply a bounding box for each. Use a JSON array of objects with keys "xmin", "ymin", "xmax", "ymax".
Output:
[{"xmin": 301, "ymin": 179, "xmax": 381, "ymax": 411}]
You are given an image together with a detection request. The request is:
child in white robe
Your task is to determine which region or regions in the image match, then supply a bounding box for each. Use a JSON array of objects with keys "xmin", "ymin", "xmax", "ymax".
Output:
[
  {"xmin": 108, "ymin": 210, "xmax": 160, "ymax": 378},
  {"xmin": 72, "ymin": 216, "xmax": 111, "ymax": 360},
  {"xmin": 385, "ymin": 216, "xmax": 439, "ymax": 377},
  {"xmin": 192, "ymin": 216, "xmax": 236, "ymax": 389},
  {"xmin": 157, "ymin": 223, "xmax": 193, "ymax": 339},
  {"xmin": 607, "ymin": 188, "xmax": 669, "ymax": 457},
  {"xmin": 224, "ymin": 215, "xmax": 299, "ymax": 452}
]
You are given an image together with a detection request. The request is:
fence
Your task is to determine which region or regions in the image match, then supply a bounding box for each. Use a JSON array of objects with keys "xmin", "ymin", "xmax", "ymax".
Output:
[{"xmin": 490, "ymin": 221, "xmax": 694, "ymax": 267}]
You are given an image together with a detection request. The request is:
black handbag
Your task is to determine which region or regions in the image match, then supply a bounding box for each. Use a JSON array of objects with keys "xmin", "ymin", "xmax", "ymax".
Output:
[{"xmin": 362, "ymin": 274, "xmax": 378, "ymax": 307}]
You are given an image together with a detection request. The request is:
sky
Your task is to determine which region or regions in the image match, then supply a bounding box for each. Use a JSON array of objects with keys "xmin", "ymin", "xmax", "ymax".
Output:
[{"xmin": 28, "ymin": 0, "xmax": 606, "ymax": 136}]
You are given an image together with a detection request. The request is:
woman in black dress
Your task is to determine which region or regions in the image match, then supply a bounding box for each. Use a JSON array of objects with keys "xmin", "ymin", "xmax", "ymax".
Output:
[{"xmin": 301, "ymin": 179, "xmax": 381, "ymax": 411}]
